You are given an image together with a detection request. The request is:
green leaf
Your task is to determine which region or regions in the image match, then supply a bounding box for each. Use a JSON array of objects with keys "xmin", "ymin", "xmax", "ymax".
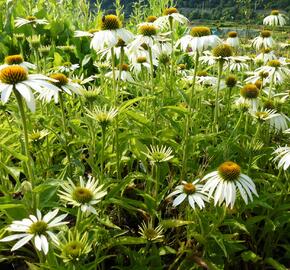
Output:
[
  {"xmin": 106, "ymin": 236, "xmax": 147, "ymax": 247},
  {"xmin": 161, "ymin": 219, "xmax": 194, "ymax": 229},
  {"xmin": 26, "ymin": 261, "xmax": 40, "ymax": 270},
  {"xmin": 223, "ymin": 219, "xmax": 249, "ymax": 234},
  {"xmin": 160, "ymin": 105, "xmax": 188, "ymax": 115},
  {"xmin": 125, "ymin": 111, "xmax": 149, "ymax": 125},
  {"xmin": 264, "ymin": 258, "xmax": 287, "ymax": 270},
  {"xmin": 241, "ymin": 250, "xmax": 261, "ymax": 263},
  {"xmin": 53, "ymin": 52, "xmax": 63, "ymax": 66},
  {"xmin": 119, "ymin": 96, "xmax": 147, "ymax": 112},
  {"xmin": 81, "ymin": 54, "xmax": 91, "ymax": 66},
  {"xmin": 211, "ymin": 234, "xmax": 227, "ymax": 257},
  {"xmin": 159, "ymin": 246, "xmax": 176, "ymax": 256},
  {"xmin": 0, "ymin": 204, "xmax": 25, "ymax": 210},
  {"xmin": 0, "ymin": 144, "xmax": 28, "ymax": 161}
]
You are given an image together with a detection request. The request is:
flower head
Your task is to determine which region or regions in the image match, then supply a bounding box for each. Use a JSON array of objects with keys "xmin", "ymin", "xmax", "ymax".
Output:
[
  {"xmin": 38, "ymin": 73, "xmax": 82, "ymax": 103},
  {"xmin": 252, "ymin": 31, "xmax": 274, "ymax": 50},
  {"xmin": 0, "ymin": 65, "xmax": 59, "ymax": 111},
  {"xmin": 240, "ymin": 84, "xmax": 259, "ymax": 99},
  {"xmin": 167, "ymin": 179, "xmax": 208, "ymax": 209},
  {"xmin": 14, "ymin": 16, "xmax": 48, "ymax": 28},
  {"xmin": 154, "ymin": 7, "xmax": 188, "ymax": 29},
  {"xmin": 58, "ymin": 175, "xmax": 107, "ymax": 215},
  {"xmin": 202, "ymin": 161, "xmax": 258, "ymax": 208},
  {"xmin": 90, "ymin": 15, "xmax": 134, "ymax": 51},
  {"xmin": 225, "ymin": 75, "xmax": 237, "ymax": 88},
  {"xmin": 2, "ymin": 55, "xmax": 36, "ymax": 71},
  {"xmin": 57, "ymin": 230, "xmax": 91, "ymax": 264},
  {"xmin": 263, "ymin": 10, "xmax": 288, "ymax": 27},
  {"xmin": 139, "ymin": 23, "xmax": 158, "ymax": 36},
  {"xmin": 212, "ymin": 44, "xmax": 233, "ymax": 58},
  {"xmin": 147, "ymin": 16, "xmax": 157, "ymax": 23},
  {"xmin": 86, "ymin": 106, "xmax": 118, "ymax": 128},
  {"xmin": 143, "ymin": 145, "xmax": 174, "ymax": 164},
  {"xmin": 226, "ymin": 31, "xmax": 240, "ymax": 48},
  {"xmin": 138, "ymin": 220, "xmax": 164, "ymax": 242},
  {"xmin": 0, "ymin": 209, "xmax": 67, "ymax": 254},
  {"xmin": 177, "ymin": 26, "xmax": 221, "ymax": 53}
]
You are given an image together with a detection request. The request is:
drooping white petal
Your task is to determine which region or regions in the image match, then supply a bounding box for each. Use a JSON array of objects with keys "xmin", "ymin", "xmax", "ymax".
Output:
[
  {"xmin": 0, "ymin": 233, "xmax": 29, "ymax": 242},
  {"xmin": 40, "ymin": 235, "xmax": 49, "ymax": 254},
  {"xmin": 173, "ymin": 193, "xmax": 187, "ymax": 206},
  {"xmin": 11, "ymin": 234, "xmax": 33, "ymax": 251}
]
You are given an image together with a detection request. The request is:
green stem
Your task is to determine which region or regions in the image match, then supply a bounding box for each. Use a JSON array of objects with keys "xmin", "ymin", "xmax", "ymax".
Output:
[
  {"xmin": 213, "ymin": 61, "xmax": 224, "ymax": 133},
  {"xmin": 101, "ymin": 126, "xmax": 106, "ymax": 180},
  {"xmin": 148, "ymin": 46, "xmax": 154, "ymax": 94},
  {"xmin": 268, "ymin": 71, "xmax": 275, "ymax": 98},
  {"xmin": 247, "ymin": 122, "xmax": 261, "ymax": 174},
  {"xmin": 14, "ymin": 89, "xmax": 34, "ymax": 184},
  {"xmin": 181, "ymin": 52, "xmax": 199, "ymax": 180},
  {"xmin": 75, "ymin": 208, "xmax": 82, "ymax": 233},
  {"xmin": 169, "ymin": 17, "xmax": 174, "ymax": 97},
  {"xmin": 110, "ymin": 47, "xmax": 121, "ymax": 180},
  {"xmin": 110, "ymin": 47, "xmax": 117, "ymax": 105},
  {"xmin": 59, "ymin": 93, "xmax": 72, "ymax": 172}
]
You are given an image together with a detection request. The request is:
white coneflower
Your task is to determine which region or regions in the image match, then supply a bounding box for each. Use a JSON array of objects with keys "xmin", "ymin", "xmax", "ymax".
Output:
[
  {"xmin": 98, "ymin": 39, "xmax": 129, "ymax": 61},
  {"xmin": 193, "ymin": 73, "xmax": 226, "ymax": 89},
  {"xmin": 273, "ymin": 146, "xmax": 290, "ymax": 170},
  {"xmin": 236, "ymin": 83, "xmax": 260, "ymax": 112},
  {"xmin": 275, "ymin": 90, "xmax": 290, "ymax": 102},
  {"xmin": 58, "ymin": 175, "xmax": 107, "ymax": 215},
  {"xmin": 244, "ymin": 70, "xmax": 270, "ymax": 86},
  {"xmin": 0, "ymin": 209, "xmax": 67, "ymax": 254},
  {"xmin": 255, "ymin": 59, "xmax": 290, "ymax": 85},
  {"xmin": 138, "ymin": 220, "xmax": 164, "ymax": 242},
  {"xmin": 128, "ymin": 23, "xmax": 163, "ymax": 51},
  {"xmin": 71, "ymin": 74, "xmax": 95, "ymax": 85},
  {"xmin": 105, "ymin": 64, "xmax": 134, "ymax": 82},
  {"xmin": 252, "ymin": 30, "xmax": 275, "ymax": 50},
  {"xmin": 29, "ymin": 129, "xmax": 49, "ymax": 143},
  {"xmin": 167, "ymin": 179, "xmax": 208, "ymax": 209},
  {"xmin": 0, "ymin": 55, "xmax": 36, "ymax": 70},
  {"xmin": 127, "ymin": 46, "xmax": 159, "ymax": 67},
  {"xmin": 177, "ymin": 26, "xmax": 221, "ymax": 53},
  {"xmin": 153, "ymin": 7, "xmax": 188, "ymax": 30},
  {"xmin": 38, "ymin": 73, "xmax": 82, "ymax": 103},
  {"xmin": 202, "ymin": 161, "xmax": 258, "ymax": 208},
  {"xmin": 268, "ymin": 113, "xmax": 289, "ymax": 133},
  {"xmin": 143, "ymin": 145, "xmax": 174, "ymax": 164},
  {"xmin": 57, "ymin": 62, "xmax": 80, "ymax": 73},
  {"xmin": 74, "ymin": 28, "xmax": 98, "ymax": 38},
  {"xmin": 14, "ymin": 16, "xmax": 48, "ymax": 28},
  {"xmin": 86, "ymin": 106, "xmax": 118, "ymax": 128},
  {"xmin": 255, "ymin": 48, "xmax": 277, "ymax": 64},
  {"xmin": 90, "ymin": 15, "xmax": 134, "ymax": 51},
  {"xmin": 57, "ymin": 230, "xmax": 91, "ymax": 264},
  {"xmin": 130, "ymin": 56, "xmax": 151, "ymax": 75},
  {"xmin": 280, "ymin": 40, "xmax": 290, "ymax": 49},
  {"xmin": 251, "ymin": 109, "xmax": 280, "ymax": 123},
  {"xmin": 27, "ymin": 35, "xmax": 41, "ymax": 49},
  {"xmin": 81, "ymin": 87, "xmax": 100, "ymax": 104},
  {"xmin": 200, "ymin": 44, "xmax": 234, "ymax": 66},
  {"xmin": 0, "ymin": 65, "xmax": 58, "ymax": 112},
  {"xmin": 226, "ymin": 31, "xmax": 240, "ymax": 48},
  {"xmin": 263, "ymin": 10, "xmax": 288, "ymax": 27},
  {"xmin": 225, "ymin": 56, "xmax": 250, "ymax": 71},
  {"xmin": 152, "ymin": 41, "xmax": 172, "ymax": 57}
]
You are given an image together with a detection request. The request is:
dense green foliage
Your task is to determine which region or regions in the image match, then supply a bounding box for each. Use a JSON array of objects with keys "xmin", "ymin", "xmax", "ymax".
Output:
[{"xmin": 99, "ymin": 0, "xmax": 290, "ymax": 22}]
